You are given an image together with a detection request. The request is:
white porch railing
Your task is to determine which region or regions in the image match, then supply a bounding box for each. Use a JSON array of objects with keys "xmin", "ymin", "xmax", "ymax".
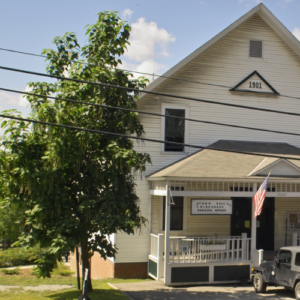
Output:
[
  {"xmin": 149, "ymin": 233, "xmax": 251, "ymax": 264},
  {"xmin": 169, "ymin": 235, "xmax": 251, "ymax": 263}
]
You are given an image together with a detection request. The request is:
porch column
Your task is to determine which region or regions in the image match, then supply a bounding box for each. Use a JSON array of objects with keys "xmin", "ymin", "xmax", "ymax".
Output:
[
  {"xmin": 251, "ymin": 183, "xmax": 257, "ymax": 250},
  {"xmin": 164, "ymin": 182, "xmax": 171, "ymax": 285}
]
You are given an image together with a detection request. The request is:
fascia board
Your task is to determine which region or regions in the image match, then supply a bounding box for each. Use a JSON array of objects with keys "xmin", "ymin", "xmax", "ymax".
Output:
[
  {"xmin": 147, "ymin": 176, "xmax": 300, "ymax": 182},
  {"xmin": 252, "ymin": 158, "xmax": 300, "ymax": 176},
  {"xmin": 140, "ymin": 4, "xmax": 263, "ymax": 99},
  {"xmin": 258, "ymin": 7, "xmax": 300, "ymax": 57},
  {"xmin": 140, "ymin": 4, "xmax": 300, "ymax": 100}
]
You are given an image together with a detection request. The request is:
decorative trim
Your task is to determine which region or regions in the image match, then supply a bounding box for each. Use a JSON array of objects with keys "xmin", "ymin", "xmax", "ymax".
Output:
[{"xmin": 229, "ymin": 70, "xmax": 279, "ymax": 95}]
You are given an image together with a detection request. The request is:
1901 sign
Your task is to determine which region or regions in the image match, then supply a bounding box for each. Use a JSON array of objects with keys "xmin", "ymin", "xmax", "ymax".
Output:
[
  {"xmin": 249, "ymin": 81, "xmax": 262, "ymax": 89},
  {"xmin": 191, "ymin": 199, "xmax": 232, "ymax": 215}
]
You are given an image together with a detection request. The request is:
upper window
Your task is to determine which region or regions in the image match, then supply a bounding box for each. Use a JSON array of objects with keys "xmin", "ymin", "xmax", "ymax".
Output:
[
  {"xmin": 164, "ymin": 109, "xmax": 185, "ymax": 152},
  {"xmin": 249, "ymin": 40, "xmax": 262, "ymax": 58}
]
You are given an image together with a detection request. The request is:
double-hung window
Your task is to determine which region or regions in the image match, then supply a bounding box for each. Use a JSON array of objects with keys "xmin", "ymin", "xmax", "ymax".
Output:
[{"xmin": 164, "ymin": 108, "xmax": 185, "ymax": 152}]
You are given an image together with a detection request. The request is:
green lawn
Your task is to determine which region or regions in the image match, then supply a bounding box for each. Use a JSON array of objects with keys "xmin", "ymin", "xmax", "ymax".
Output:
[{"xmin": 0, "ymin": 268, "xmax": 148, "ymax": 300}]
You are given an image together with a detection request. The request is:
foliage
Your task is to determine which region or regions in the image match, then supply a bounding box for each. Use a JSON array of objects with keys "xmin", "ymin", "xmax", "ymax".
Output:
[
  {"xmin": 1, "ymin": 267, "xmax": 21, "ymax": 275},
  {"xmin": 0, "ymin": 9, "xmax": 151, "ymax": 289},
  {"xmin": 51, "ymin": 262, "xmax": 75, "ymax": 276},
  {"xmin": 0, "ymin": 199, "xmax": 25, "ymax": 245},
  {"xmin": 0, "ymin": 246, "xmax": 47, "ymax": 267}
]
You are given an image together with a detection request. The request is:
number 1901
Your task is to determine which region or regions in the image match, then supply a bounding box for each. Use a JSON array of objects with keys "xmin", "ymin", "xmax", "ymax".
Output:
[{"xmin": 249, "ymin": 81, "xmax": 262, "ymax": 89}]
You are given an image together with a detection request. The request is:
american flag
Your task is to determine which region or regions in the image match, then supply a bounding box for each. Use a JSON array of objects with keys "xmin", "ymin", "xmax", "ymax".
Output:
[{"xmin": 254, "ymin": 173, "xmax": 271, "ymax": 218}]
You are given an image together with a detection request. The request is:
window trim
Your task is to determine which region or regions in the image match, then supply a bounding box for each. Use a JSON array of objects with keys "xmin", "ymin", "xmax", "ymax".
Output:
[
  {"xmin": 160, "ymin": 196, "xmax": 187, "ymax": 233},
  {"xmin": 161, "ymin": 104, "xmax": 189, "ymax": 154},
  {"xmin": 249, "ymin": 40, "xmax": 263, "ymax": 59}
]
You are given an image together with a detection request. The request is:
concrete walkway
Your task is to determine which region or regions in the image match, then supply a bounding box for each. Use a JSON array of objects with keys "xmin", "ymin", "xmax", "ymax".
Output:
[{"xmin": 112, "ymin": 280, "xmax": 296, "ymax": 300}]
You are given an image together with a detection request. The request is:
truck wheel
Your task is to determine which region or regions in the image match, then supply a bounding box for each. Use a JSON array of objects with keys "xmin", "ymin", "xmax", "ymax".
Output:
[
  {"xmin": 295, "ymin": 282, "xmax": 300, "ymax": 299},
  {"xmin": 253, "ymin": 273, "xmax": 267, "ymax": 293}
]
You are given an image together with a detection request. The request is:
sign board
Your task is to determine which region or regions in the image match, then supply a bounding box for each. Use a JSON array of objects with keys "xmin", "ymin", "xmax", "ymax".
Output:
[
  {"xmin": 179, "ymin": 240, "xmax": 189, "ymax": 252},
  {"xmin": 191, "ymin": 199, "xmax": 232, "ymax": 215}
]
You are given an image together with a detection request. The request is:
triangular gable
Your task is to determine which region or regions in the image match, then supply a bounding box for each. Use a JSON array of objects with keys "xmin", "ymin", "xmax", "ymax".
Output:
[
  {"xmin": 141, "ymin": 3, "xmax": 300, "ymax": 99},
  {"xmin": 230, "ymin": 71, "xmax": 279, "ymax": 95},
  {"xmin": 252, "ymin": 158, "xmax": 300, "ymax": 177}
]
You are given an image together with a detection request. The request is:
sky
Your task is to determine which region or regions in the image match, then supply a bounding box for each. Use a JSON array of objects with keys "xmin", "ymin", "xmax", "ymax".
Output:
[{"xmin": 0, "ymin": 0, "xmax": 300, "ymax": 117}]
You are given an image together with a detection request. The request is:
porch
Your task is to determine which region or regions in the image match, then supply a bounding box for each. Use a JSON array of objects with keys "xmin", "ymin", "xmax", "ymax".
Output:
[
  {"xmin": 146, "ymin": 142, "xmax": 300, "ymax": 285},
  {"xmin": 148, "ymin": 233, "xmax": 261, "ymax": 285}
]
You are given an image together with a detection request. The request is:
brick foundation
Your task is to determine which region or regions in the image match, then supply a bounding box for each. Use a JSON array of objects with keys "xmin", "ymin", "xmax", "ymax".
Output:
[
  {"xmin": 114, "ymin": 262, "xmax": 148, "ymax": 279},
  {"xmin": 70, "ymin": 251, "xmax": 148, "ymax": 279}
]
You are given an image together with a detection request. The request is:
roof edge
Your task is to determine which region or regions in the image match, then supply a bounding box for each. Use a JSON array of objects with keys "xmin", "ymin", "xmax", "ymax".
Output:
[{"xmin": 140, "ymin": 3, "xmax": 300, "ymax": 100}]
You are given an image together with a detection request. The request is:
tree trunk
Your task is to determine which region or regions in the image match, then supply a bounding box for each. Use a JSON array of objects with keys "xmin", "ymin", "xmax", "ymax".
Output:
[{"xmin": 81, "ymin": 242, "xmax": 93, "ymax": 293}]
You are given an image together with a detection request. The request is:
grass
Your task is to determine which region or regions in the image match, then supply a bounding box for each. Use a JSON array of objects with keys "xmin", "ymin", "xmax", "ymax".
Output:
[{"xmin": 0, "ymin": 266, "xmax": 148, "ymax": 300}]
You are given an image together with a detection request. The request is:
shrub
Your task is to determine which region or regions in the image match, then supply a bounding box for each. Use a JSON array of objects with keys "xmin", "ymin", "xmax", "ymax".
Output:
[
  {"xmin": 1, "ymin": 267, "xmax": 21, "ymax": 275},
  {"xmin": 0, "ymin": 246, "xmax": 47, "ymax": 267},
  {"xmin": 52, "ymin": 262, "xmax": 75, "ymax": 277}
]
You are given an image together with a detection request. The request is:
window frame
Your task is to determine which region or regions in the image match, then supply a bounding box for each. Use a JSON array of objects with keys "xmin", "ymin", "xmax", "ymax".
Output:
[
  {"xmin": 160, "ymin": 196, "xmax": 187, "ymax": 233},
  {"xmin": 161, "ymin": 104, "xmax": 189, "ymax": 154},
  {"xmin": 278, "ymin": 250, "xmax": 292, "ymax": 264}
]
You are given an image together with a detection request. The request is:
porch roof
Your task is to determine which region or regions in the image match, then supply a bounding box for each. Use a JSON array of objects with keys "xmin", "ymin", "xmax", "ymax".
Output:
[{"xmin": 148, "ymin": 140, "xmax": 300, "ymax": 179}]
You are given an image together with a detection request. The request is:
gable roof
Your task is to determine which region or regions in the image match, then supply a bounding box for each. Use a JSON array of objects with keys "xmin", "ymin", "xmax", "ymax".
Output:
[
  {"xmin": 148, "ymin": 140, "xmax": 300, "ymax": 179},
  {"xmin": 141, "ymin": 3, "xmax": 300, "ymax": 98}
]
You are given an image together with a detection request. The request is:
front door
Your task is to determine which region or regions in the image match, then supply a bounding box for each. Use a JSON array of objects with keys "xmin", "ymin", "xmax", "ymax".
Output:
[
  {"xmin": 231, "ymin": 198, "xmax": 252, "ymax": 238},
  {"xmin": 256, "ymin": 198, "xmax": 274, "ymax": 251}
]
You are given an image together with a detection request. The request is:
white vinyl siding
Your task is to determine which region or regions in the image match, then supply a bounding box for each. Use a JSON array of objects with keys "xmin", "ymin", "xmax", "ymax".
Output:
[{"xmin": 114, "ymin": 13, "xmax": 300, "ymax": 263}]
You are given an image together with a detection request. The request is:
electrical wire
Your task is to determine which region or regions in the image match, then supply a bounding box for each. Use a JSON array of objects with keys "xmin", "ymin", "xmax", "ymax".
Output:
[
  {"xmin": 2, "ymin": 47, "xmax": 300, "ymax": 101},
  {"xmin": 1, "ymin": 86, "xmax": 300, "ymax": 138},
  {"xmin": 1, "ymin": 65, "xmax": 300, "ymax": 118},
  {"xmin": 1, "ymin": 113, "xmax": 300, "ymax": 161},
  {"xmin": 0, "ymin": 47, "xmax": 230, "ymax": 89}
]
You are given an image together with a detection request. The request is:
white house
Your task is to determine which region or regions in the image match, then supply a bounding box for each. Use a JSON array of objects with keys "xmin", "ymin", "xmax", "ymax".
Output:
[{"xmin": 71, "ymin": 3, "xmax": 300, "ymax": 285}]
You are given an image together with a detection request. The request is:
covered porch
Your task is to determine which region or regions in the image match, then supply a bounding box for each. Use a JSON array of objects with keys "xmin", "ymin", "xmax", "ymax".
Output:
[{"xmin": 147, "ymin": 141, "xmax": 300, "ymax": 285}]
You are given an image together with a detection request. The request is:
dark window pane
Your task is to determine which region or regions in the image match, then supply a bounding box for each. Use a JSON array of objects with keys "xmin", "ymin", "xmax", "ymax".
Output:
[
  {"xmin": 165, "ymin": 109, "xmax": 185, "ymax": 152},
  {"xmin": 279, "ymin": 250, "xmax": 292, "ymax": 264},
  {"xmin": 163, "ymin": 197, "xmax": 183, "ymax": 230},
  {"xmin": 295, "ymin": 253, "xmax": 300, "ymax": 266}
]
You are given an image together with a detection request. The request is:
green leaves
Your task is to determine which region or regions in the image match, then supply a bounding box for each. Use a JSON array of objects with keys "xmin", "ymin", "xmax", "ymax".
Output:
[{"xmin": 0, "ymin": 10, "xmax": 151, "ymax": 280}]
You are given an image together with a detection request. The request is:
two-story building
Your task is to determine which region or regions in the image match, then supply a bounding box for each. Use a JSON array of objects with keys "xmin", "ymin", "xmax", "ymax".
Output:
[{"xmin": 71, "ymin": 3, "xmax": 300, "ymax": 285}]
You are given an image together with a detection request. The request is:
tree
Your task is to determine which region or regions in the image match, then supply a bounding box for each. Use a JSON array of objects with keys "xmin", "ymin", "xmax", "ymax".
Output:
[
  {"xmin": 0, "ymin": 197, "xmax": 25, "ymax": 249},
  {"xmin": 0, "ymin": 11, "xmax": 150, "ymax": 291}
]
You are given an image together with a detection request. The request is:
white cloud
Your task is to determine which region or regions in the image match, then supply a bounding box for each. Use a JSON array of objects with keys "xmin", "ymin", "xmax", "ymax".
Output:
[
  {"xmin": 121, "ymin": 59, "xmax": 168, "ymax": 82},
  {"xmin": 125, "ymin": 18, "xmax": 175, "ymax": 63},
  {"xmin": 122, "ymin": 8, "xmax": 133, "ymax": 20},
  {"xmin": 292, "ymin": 27, "xmax": 300, "ymax": 41}
]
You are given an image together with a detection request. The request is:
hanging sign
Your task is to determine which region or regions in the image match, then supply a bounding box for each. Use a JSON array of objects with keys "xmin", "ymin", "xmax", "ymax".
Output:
[{"xmin": 191, "ymin": 199, "xmax": 232, "ymax": 215}]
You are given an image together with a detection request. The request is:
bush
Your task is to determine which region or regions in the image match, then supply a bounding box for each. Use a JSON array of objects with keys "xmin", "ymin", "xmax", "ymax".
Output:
[
  {"xmin": 52, "ymin": 262, "xmax": 75, "ymax": 277},
  {"xmin": 0, "ymin": 246, "xmax": 47, "ymax": 267},
  {"xmin": 1, "ymin": 267, "xmax": 21, "ymax": 275}
]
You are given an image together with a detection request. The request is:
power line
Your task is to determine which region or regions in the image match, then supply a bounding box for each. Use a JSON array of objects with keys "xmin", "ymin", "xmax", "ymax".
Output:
[
  {"xmin": 2, "ymin": 47, "xmax": 300, "ymax": 102},
  {"xmin": 1, "ymin": 65, "xmax": 300, "ymax": 118},
  {"xmin": 1, "ymin": 86, "xmax": 300, "ymax": 138},
  {"xmin": 1, "ymin": 113, "xmax": 300, "ymax": 161},
  {"xmin": 0, "ymin": 47, "xmax": 229, "ymax": 89}
]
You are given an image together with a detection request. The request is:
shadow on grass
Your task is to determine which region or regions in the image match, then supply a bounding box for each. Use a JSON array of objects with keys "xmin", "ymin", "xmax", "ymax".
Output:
[{"xmin": 47, "ymin": 288, "xmax": 126, "ymax": 300}]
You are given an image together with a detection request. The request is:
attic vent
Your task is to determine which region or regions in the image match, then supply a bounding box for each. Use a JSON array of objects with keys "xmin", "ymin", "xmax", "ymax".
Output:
[{"xmin": 249, "ymin": 40, "xmax": 262, "ymax": 58}]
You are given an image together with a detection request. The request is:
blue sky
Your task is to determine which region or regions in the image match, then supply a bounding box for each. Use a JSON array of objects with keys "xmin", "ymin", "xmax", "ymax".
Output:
[{"xmin": 0, "ymin": 0, "xmax": 299, "ymax": 116}]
